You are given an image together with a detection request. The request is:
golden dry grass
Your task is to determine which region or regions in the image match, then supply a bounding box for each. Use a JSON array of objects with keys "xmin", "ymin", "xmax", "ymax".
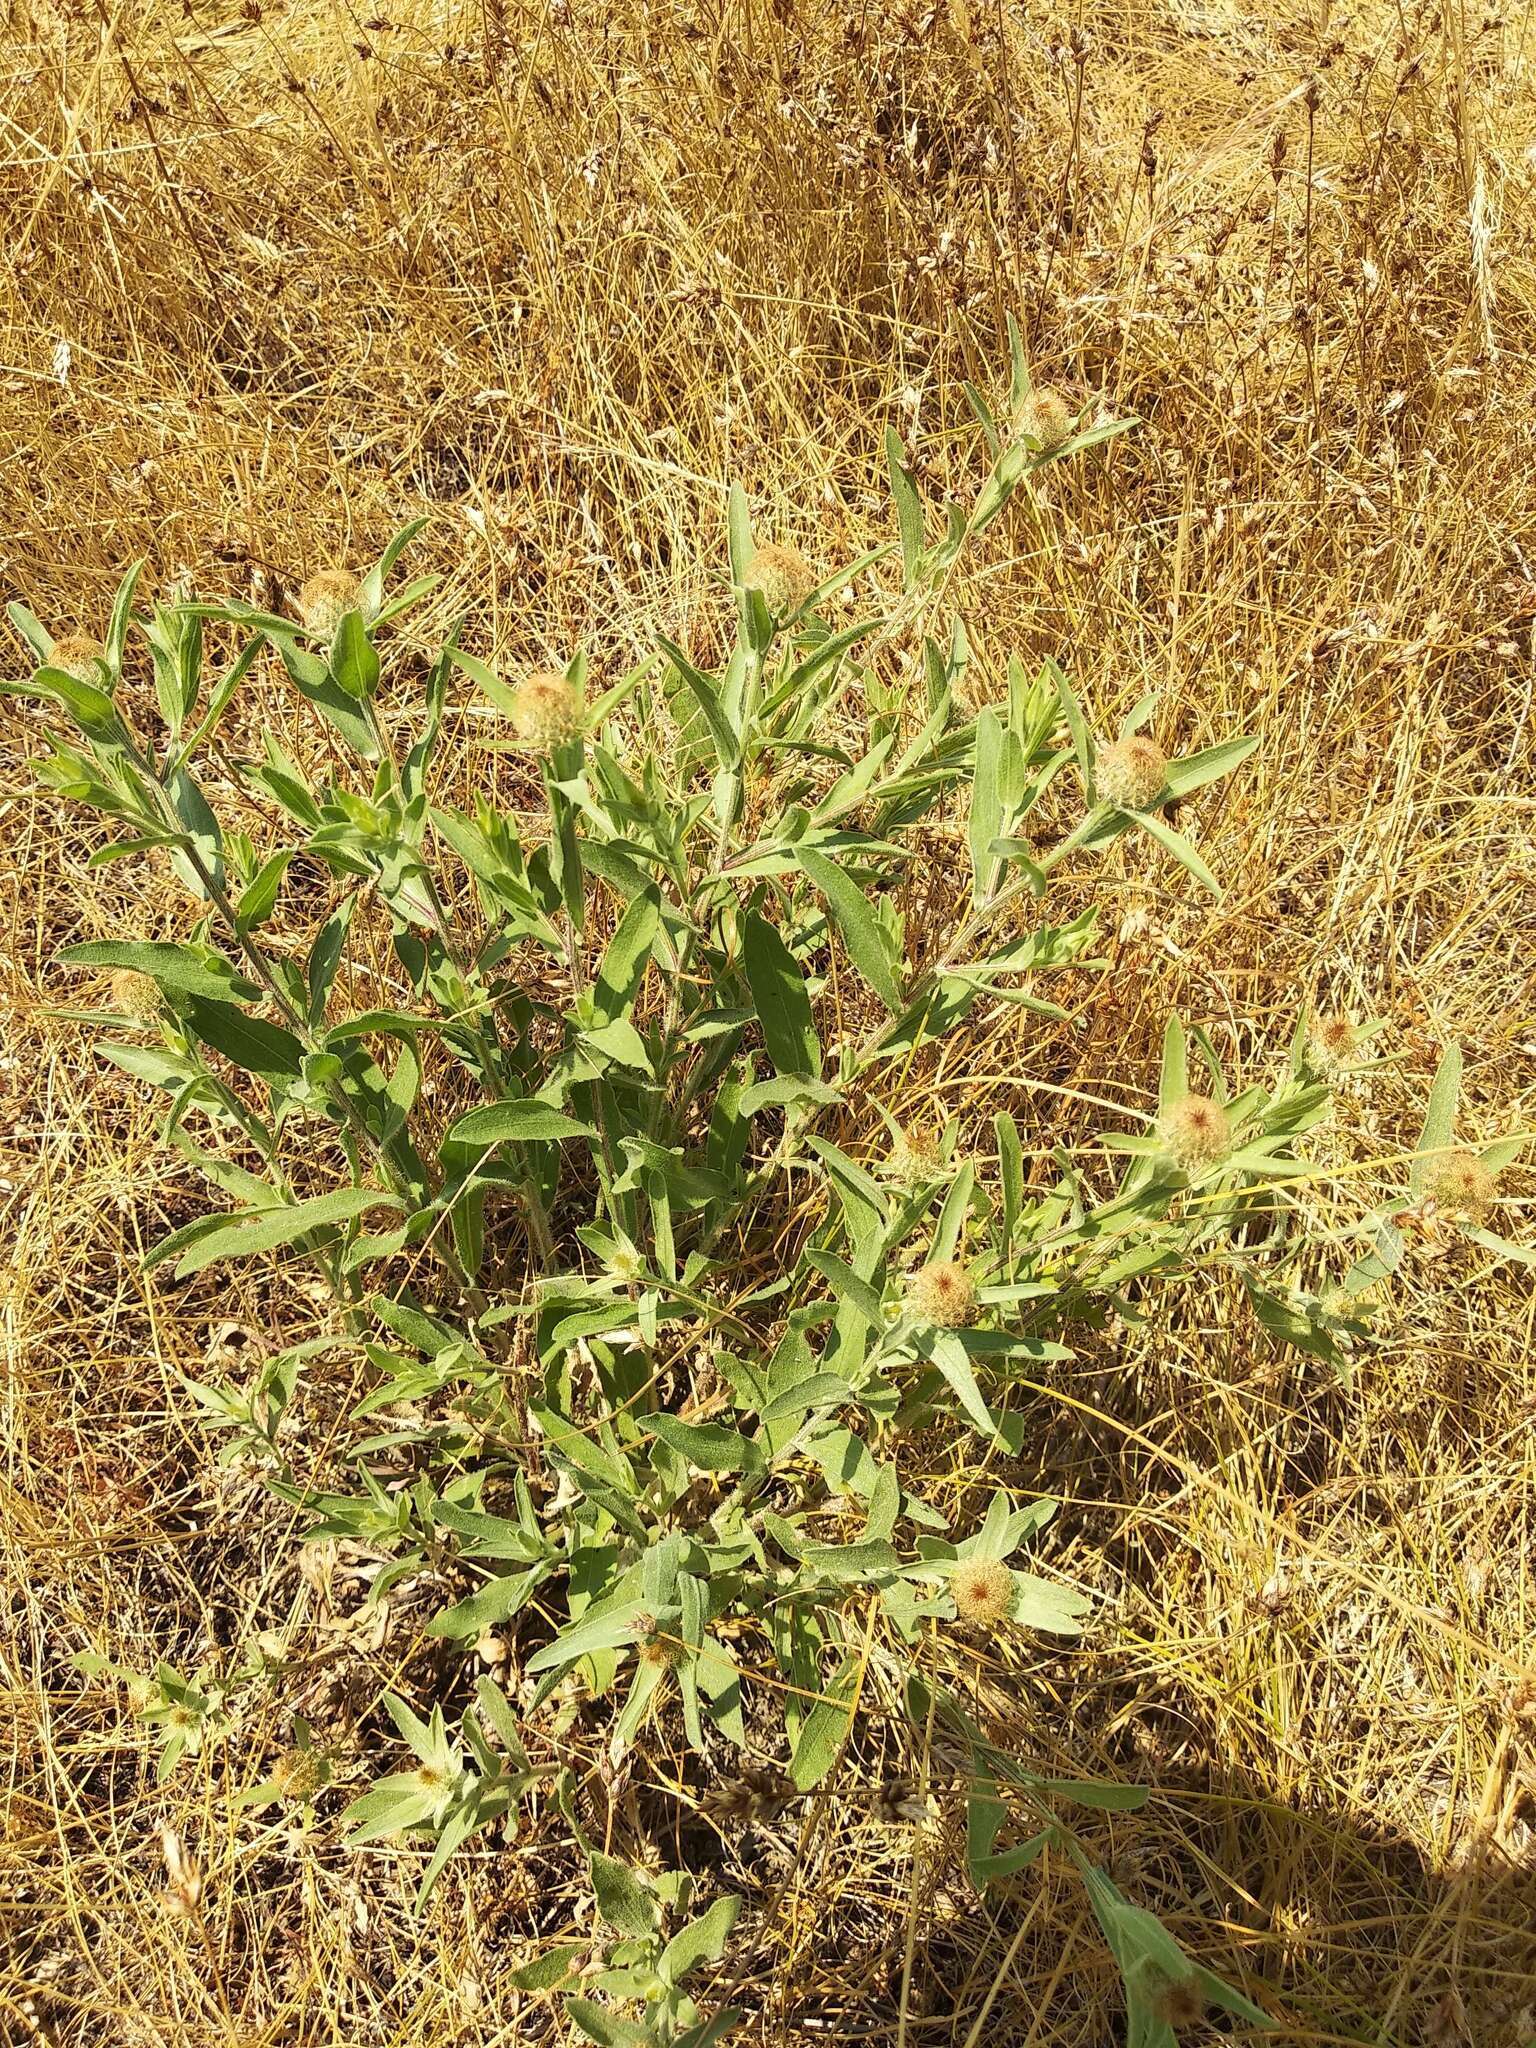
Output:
[{"xmin": 4, "ymin": 0, "xmax": 1536, "ymax": 2042}]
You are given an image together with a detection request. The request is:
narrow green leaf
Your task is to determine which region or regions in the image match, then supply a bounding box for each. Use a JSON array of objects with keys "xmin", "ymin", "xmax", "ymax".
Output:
[
  {"xmin": 170, "ymin": 1186, "xmax": 399, "ymax": 1277},
  {"xmin": 790, "ymin": 1657, "xmax": 859, "ymax": 1790},
  {"xmin": 658, "ymin": 634, "xmax": 739, "ymax": 765},
  {"xmin": 60, "ymin": 941, "xmax": 257, "ymax": 1003},
  {"xmin": 589, "ymin": 1852, "xmax": 657, "ymax": 1937},
  {"xmin": 184, "ymin": 996, "xmax": 305, "ymax": 1082},
  {"xmin": 741, "ymin": 909, "xmax": 820, "ymax": 1079},
  {"xmin": 444, "ymin": 1100, "xmax": 591, "ymax": 1148},
  {"xmin": 649, "ymin": 1414, "xmax": 766, "ymax": 1476},
  {"xmin": 1135, "ymin": 809, "xmax": 1222, "ymax": 897},
  {"xmin": 1412, "ymin": 1044, "xmax": 1462, "ymax": 1194},
  {"xmin": 330, "ymin": 611, "xmax": 380, "ymax": 700},
  {"xmin": 795, "ymin": 844, "xmax": 900, "ymax": 1011},
  {"xmin": 885, "ymin": 427, "xmax": 925, "ymax": 588}
]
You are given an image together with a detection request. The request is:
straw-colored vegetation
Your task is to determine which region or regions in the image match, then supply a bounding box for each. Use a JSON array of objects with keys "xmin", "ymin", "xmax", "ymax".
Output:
[{"xmin": 4, "ymin": 0, "xmax": 1536, "ymax": 2042}]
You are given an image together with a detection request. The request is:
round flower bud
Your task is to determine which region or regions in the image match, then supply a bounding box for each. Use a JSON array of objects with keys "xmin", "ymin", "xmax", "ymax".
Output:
[
  {"xmin": 297, "ymin": 569, "xmax": 361, "ymax": 638},
  {"xmin": 1423, "ymin": 1150, "xmax": 1497, "ymax": 1223},
  {"xmin": 1157, "ymin": 1093, "xmax": 1231, "ymax": 1173},
  {"xmin": 1095, "ymin": 735, "xmax": 1168, "ymax": 811},
  {"xmin": 510, "ymin": 668, "xmax": 584, "ymax": 750},
  {"xmin": 109, "ymin": 968, "xmax": 163, "ymax": 1026},
  {"xmin": 1154, "ymin": 1975, "xmax": 1207, "ymax": 2030},
  {"xmin": 1016, "ymin": 384, "xmax": 1075, "ymax": 450},
  {"xmin": 949, "ymin": 1557, "xmax": 1013, "ymax": 1625},
  {"xmin": 882, "ymin": 1125, "xmax": 945, "ymax": 1192},
  {"xmin": 905, "ymin": 1260, "xmax": 979, "ymax": 1328},
  {"xmin": 741, "ymin": 543, "xmax": 816, "ymax": 619},
  {"xmin": 1306, "ymin": 1013, "xmax": 1358, "ymax": 1075},
  {"xmin": 49, "ymin": 634, "xmax": 108, "ymax": 685},
  {"xmin": 272, "ymin": 1746, "xmax": 326, "ymax": 1803}
]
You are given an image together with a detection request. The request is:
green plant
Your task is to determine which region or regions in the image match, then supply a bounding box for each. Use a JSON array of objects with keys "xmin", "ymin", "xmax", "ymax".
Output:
[{"xmin": 17, "ymin": 325, "xmax": 1523, "ymax": 2038}]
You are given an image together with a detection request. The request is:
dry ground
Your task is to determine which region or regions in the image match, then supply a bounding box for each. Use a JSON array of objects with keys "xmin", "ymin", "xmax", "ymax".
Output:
[{"xmin": 4, "ymin": 0, "xmax": 1536, "ymax": 2042}]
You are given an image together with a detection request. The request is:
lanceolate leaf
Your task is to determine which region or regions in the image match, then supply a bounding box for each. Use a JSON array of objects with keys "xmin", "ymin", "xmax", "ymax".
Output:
[
  {"xmin": 1412, "ymin": 1043, "xmax": 1462, "ymax": 1194},
  {"xmin": 444, "ymin": 1100, "xmax": 591, "ymax": 1148},
  {"xmin": 741, "ymin": 909, "xmax": 821, "ymax": 1079},
  {"xmin": 61, "ymin": 941, "xmax": 258, "ymax": 1003},
  {"xmin": 795, "ymin": 845, "xmax": 900, "ymax": 1011},
  {"xmin": 167, "ymin": 1186, "xmax": 400, "ymax": 1277}
]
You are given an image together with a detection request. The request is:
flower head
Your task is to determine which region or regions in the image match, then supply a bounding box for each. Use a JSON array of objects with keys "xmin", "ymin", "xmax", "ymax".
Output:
[
  {"xmin": 1016, "ymin": 384, "xmax": 1076, "ymax": 451},
  {"xmin": 1306, "ymin": 1013, "xmax": 1358, "ymax": 1075},
  {"xmin": 297, "ymin": 569, "xmax": 361, "ymax": 638},
  {"xmin": 1423, "ymin": 1149, "xmax": 1497, "ymax": 1223},
  {"xmin": 905, "ymin": 1260, "xmax": 979, "ymax": 1328},
  {"xmin": 49, "ymin": 634, "xmax": 107, "ymax": 685},
  {"xmin": 632, "ymin": 1612, "xmax": 685, "ymax": 1669},
  {"xmin": 949, "ymin": 1557, "xmax": 1013, "ymax": 1625},
  {"xmin": 510, "ymin": 668, "xmax": 585, "ymax": 751},
  {"xmin": 742, "ymin": 543, "xmax": 816, "ymax": 620},
  {"xmin": 272, "ymin": 1745, "xmax": 327, "ymax": 1803},
  {"xmin": 1158, "ymin": 1093, "xmax": 1231, "ymax": 1174},
  {"xmin": 882, "ymin": 1124, "xmax": 946, "ymax": 1192},
  {"xmin": 1154, "ymin": 1975, "xmax": 1207, "ymax": 2031},
  {"xmin": 110, "ymin": 969, "xmax": 163, "ymax": 1027},
  {"xmin": 1095, "ymin": 735, "xmax": 1168, "ymax": 811}
]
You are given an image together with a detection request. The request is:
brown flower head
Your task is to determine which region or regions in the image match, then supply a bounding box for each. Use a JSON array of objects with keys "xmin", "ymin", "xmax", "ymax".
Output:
[
  {"xmin": 1423, "ymin": 1149, "xmax": 1497, "ymax": 1224},
  {"xmin": 49, "ymin": 634, "xmax": 108, "ymax": 685},
  {"xmin": 950, "ymin": 1557, "xmax": 1013, "ymax": 1624},
  {"xmin": 1158, "ymin": 1093, "xmax": 1231, "ymax": 1174},
  {"xmin": 742, "ymin": 543, "xmax": 816, "ymax": 619},
  {"xmin": 110, "ymin": 969, "xmax": 163, "ymax": 1027},
  {"xmin": 882, "ymin": 1125, "xmax": 945, "ymax": 1192},
  {"xmin": 1095, "ymin": 735, "xmax": 1168, "ymax": 811},
  {"xmin": 1154, "ymin": 1974, "xmax": 1207, "ymax": 2031},
  {"xmin": 511, "ymin": 668, "xmax": 585, "ymax": 751},
  {"xmin": 297, "ymin": 569, "xmax": 361, "ymax": 638},
  {"xmin": 905, "ymin": 1260, "xmax": 979, "ymax": 1328},
  {"xmin": 1016, "ymin": 384, "xmax": 1076, "ymax": 451},
  {"xmin": 1307, "ymin": 1013, "xmax": 1358, "ymax": 1075}
]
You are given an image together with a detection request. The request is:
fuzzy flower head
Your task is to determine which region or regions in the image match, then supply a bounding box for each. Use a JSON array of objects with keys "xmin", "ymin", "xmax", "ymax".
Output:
[
  {"xmin": 110, "ymin": 969, "xmax": 163, "ymax": 1026},
  {"xmin": 1306, "ymin": 1013, "xmax": 1358, "ymax": 1075},
  {"xmin": 49, "ymin": 634, "xmax": 107, "ymax": 685},
  {"xmin": 1154, "ymin": 1975, "xmax": 1207, "ymax": 2032},
  {"xmin": 742, "ymin": 543, "xmax": 816, "ymax": 620},
  {"xmin": 905, "ymin": 1260, "xmax": 979, "ymax": 1328},
  {"xmin": 1095, "ymin": 735, "xmax": 1168, "ymax": 811},
  {"xmin": 882, "ymin": 1124, "xmax": 946, "ymax": 1192},
  {"xmin": 949, "ymin": 1557, "xmax": 1013, "ymax": 1625},
  {"xmin": 272, "ymin": 1745, "xmax": 327, "ymax": 1803},
  {"xmin": 510, "ymin": 668, "xmax": 585, "ymax": 751},
  {"xmin": 1158, "ymin": 1093, "xmax": 1231, "ymax": 1174},
  {"xmin": 1016, "ymin": 384, "xmax": 1076, "ymax": 451},
  {"xmin": 632, "ymin": 1612, "xmax": 685, "ymax": 1669},
  {"xmin": 1423, "ymin": 1149, "xmax": 1497, "ymax": 1223},
  {"xmin": 297, "ymin": 569, "xmax": 361, "ymax": 638}
]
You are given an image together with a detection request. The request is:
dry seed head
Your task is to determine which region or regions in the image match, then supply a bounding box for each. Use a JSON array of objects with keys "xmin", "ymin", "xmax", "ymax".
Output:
[
  {"xmin": 272, "ymin": 1745, "xmax": 325, "ymax": 1803},
  {"xmin": 1307, "ymin": 1013, "xmax": 1358, "ymax": 1074},
  {"xmin": 949, "ymin": 1557, "xmax": 1013, "ymax": 1624},
  {"xmin": 882, "ymin": 1125, "xmax": 945, "ymax": 1191},
  {"xmin": 1158, "ymin": 1093, "xmax": 1231, "ymax": 1173},
  {"xmin": 511, "ymin": 668, "xmax": 584, "ymax": 750},
  {"xmin": 1423, "ymin": 1149, "xmax": 1497, "ymax": 1223},
  {"xmin": 49, "ymin": 633, "xmax": 107, "ymax": 684},
  {"xmin": 109, "ymin": 968, "xmax": 163, "ymax": 1026},
  {"xmin": 1016, "ymin": 384, "xmax": 1075, "ymax": 450},
  {"xmin": 742, "ymin": 542, "xmax": 816, "ymax": 618},
  {"xmin": 297, "ymin": 569, "xmax": 361, "ymax": 637},
  {"xmin": 1154, "ymin": 1974, "xmax": 1207, "ymax": 2031},
  {"xmin": 906, "ymin": 1260, "xmax": 979, "ymax": 1328},
  {"xmin": 1095, "ymin": 735, "xmax": 1168, "ymax": 810}
]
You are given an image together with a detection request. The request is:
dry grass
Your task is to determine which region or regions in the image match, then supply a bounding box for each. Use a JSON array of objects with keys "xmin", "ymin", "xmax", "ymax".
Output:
[{"xmin": 4, "ymin": 0, "xmax": 1536, "ymax": 2041}]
